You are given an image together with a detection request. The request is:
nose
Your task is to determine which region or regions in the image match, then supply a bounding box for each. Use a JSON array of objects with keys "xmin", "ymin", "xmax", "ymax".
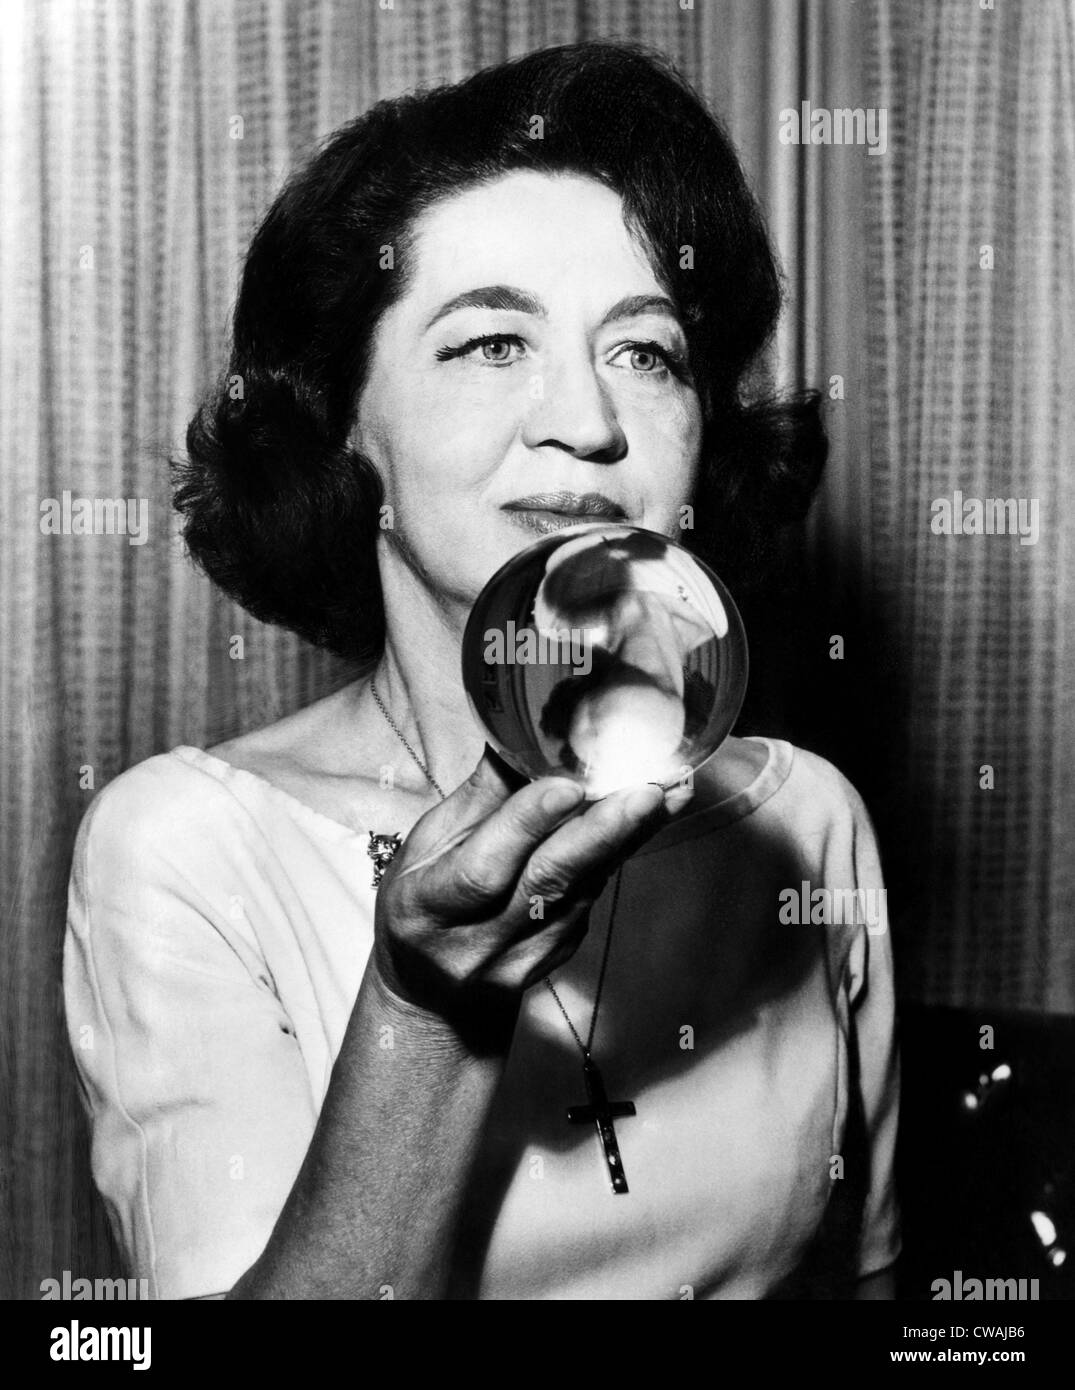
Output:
[{"xmin": 520, "ymin": 350, "xmax": 627, "ymax": 463}]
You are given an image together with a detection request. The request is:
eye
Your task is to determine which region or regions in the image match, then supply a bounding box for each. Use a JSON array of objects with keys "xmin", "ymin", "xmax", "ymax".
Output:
[
  {"xmin": 434, "ymin": 333, "xmax": 526, "ymax": 365},
  {"xmin": 610, "ymin": 340, "xmax": 687, "ymax": 378}
]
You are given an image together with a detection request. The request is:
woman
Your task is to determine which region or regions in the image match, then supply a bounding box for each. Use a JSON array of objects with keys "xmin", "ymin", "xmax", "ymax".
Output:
[{"xmin": 64, "ymin": 40, "xmax": 899, "ymax": 1299}]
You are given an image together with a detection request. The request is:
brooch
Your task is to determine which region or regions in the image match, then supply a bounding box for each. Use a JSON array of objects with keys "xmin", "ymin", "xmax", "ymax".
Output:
[{"xmin": 367, "ymin": 831, "xmax": 402, "ymax": 889}]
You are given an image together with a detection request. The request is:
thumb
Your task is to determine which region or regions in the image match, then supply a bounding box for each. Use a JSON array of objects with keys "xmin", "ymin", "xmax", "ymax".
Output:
[
  {"xmin": 452, "ymin": 742, "xmax": 530, "ymax": 814},
  {"xmin": 408, "ymin": 745, "xmax": 525, "ymax": 839},
  {"xmin": 401, "ymin": 744, "xmax": 528, "ymax": 858}
]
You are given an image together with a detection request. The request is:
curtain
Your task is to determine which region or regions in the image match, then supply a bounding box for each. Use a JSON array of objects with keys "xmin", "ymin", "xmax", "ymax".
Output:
[
  {"xmin": 1, "ymin": 0, "xmax": 1071, "ymax": 1298},
  {"xmin": 862, "ymin": 0, "xmax": 1075, "ymax": 1014}
]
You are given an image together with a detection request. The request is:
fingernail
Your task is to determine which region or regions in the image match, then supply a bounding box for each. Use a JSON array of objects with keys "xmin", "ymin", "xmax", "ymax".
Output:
[{"xmin": 542, "ymin": 781, "xmax": 585, "ymax": 815}]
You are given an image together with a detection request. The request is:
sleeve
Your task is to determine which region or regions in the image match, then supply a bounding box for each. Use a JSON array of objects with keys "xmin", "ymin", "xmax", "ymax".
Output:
[
  {"xmin": 63, "ymin": 766, "xmax": 320, "ymax": 1300},
  {"xmin": 844, "ymin": 790, "xmax": 902, "ymax": 1279}
]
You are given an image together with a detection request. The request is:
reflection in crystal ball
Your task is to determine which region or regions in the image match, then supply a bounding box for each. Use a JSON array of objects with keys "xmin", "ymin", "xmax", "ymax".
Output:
[{"xmin": 461, "ymin": 523, "xmax": 749, "ymax": 798}]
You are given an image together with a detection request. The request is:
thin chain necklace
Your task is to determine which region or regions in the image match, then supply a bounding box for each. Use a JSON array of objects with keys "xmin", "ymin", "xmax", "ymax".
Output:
[
  {"xmin": 369, "ymin": 676, "xmax": 447, "ymax": 799},
  {"xmin": 368, "ymin": 672, "xmax": 637, "ymax": 1194}
]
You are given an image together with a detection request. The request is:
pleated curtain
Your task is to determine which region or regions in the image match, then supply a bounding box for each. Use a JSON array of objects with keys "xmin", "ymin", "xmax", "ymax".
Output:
[
  {"xmin": 1, "ymin": 0, "xmax": 1071, "ymax": 1297},
  {"xmin": 865, "ymin": 0, "xmax": 1075, "ymax": 1015}
]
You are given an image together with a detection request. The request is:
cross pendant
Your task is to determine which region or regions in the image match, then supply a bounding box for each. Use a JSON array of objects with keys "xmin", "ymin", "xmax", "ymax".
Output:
[{"xmin": 566, "ymin": 1055, "xmax": 636, "ymax": 1195}]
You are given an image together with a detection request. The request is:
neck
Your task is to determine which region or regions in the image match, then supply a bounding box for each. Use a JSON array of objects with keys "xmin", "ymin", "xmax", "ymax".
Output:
[{"xmin": 371, "ymin": 545, "xmax": 487, "ymax": 794}]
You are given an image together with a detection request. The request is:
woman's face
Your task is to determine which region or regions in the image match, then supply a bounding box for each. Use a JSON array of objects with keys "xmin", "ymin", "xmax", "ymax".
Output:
[{"xmin": 355, "ymin": 169, "xmax": 703, "ymax": 617}]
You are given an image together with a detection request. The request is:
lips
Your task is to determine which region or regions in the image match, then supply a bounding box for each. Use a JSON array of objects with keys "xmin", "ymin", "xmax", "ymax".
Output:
[{"xmin": 502, "ymin": 492, "xmax": 628, "ymax": 535}]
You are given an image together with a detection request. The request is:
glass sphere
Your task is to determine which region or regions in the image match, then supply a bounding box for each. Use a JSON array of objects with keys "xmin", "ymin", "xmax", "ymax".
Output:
[{"xmin": 461, "ymin": 523, "xmax": 749, "ymax": 798}]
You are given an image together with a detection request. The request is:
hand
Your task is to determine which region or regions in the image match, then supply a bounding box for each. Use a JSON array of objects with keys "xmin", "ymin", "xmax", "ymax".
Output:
[{"xmin": 372, "ymin": 749, "xmax": 670, "ymax": 1046}]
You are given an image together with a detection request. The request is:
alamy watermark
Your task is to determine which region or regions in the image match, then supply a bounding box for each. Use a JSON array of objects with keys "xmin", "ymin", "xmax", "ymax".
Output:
[
  {"xmin": 39, "ymin": 490, "xmax": 149, "ymax": 546},
  {"xmin": 778, "ymin": 880, "xmax": 888, "ymax": 934},
  {"xmin": 484, "ymin": 622, "xmax": 596, "ymax": 676},
  {"xmin": 778, "ymin": 101, "xmax": 888, "ymax": 156},
  {"xmin": 931, "ymin": 1270, "xmax": 1039, "ymax": 1301},
  {"xmin": 41, "ymin": 1272, "xmax": 149, "ymax": 1300},
  {"xmin": 49, "ymin": 1321, "xmax": 151, "ymax": 1370},
  {"xmin": 930, "ymin": 491, "xmax": 1040, "ymax": 546}
]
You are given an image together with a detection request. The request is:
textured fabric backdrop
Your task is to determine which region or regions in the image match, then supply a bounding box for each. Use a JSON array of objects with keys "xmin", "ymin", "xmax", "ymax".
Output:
[{"xmin": 1, "ymin": 0, "xmax": 1071, "ymax": 1298}]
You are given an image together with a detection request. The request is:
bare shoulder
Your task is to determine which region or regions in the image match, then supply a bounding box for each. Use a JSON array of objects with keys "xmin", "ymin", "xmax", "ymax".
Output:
[
  {"xmin": 207, "ymin": 681, "xmax": 367, "ymax": 780},
  {"xmin": 203, "ymin": 676, "xmax": 440, "ymax": 834},
  {"xmin": 205, "ymin": 678, "xmax": 401, "ymax": 824}
]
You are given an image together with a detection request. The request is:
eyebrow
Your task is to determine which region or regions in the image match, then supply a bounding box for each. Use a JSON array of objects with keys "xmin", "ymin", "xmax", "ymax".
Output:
[{"xmin": 423, "ymin": 285, "xmax": 681, "ymax": 333}]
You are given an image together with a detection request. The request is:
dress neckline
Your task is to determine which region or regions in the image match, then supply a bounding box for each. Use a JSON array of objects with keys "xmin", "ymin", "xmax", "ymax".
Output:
[
  {"xmin": 169, "ymin": 745, "xmax": 370, "ymax": 843},
  {"xmin": 168, "ymin": 737, "xmax": 794, "ymax": 850}
]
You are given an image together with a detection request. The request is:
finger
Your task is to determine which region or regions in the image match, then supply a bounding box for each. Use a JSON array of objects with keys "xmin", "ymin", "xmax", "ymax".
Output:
[
  {"xmin": 515, "ymin": 911, "xmax": 593, "ymax": 989},
  {"xmin": 661, "ymin": 780, "xmax": 695, "ymax": 817},
  {"xmin": 508, "ymin": 783, "xmax": 665, "ymax": 914},
  {"xmin": 480, "ymin": 743, "xmax": 530, "ymax": 794},
  {"xmin": 398, "ymin": 774, "xmax": 587, "ymax": 909},
  {"xmin": 400, "ymin": 746, "xmax": 532, "ymax": 861},
  {"xmin": 491, "ymin": 876, "xmax": 605, "ymax": 950}
]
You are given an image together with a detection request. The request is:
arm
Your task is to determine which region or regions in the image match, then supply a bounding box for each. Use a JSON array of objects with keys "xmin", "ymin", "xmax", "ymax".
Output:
[
  {"xmin": 232, "ymin": 758, "xmax": 670, "ymax": 1299},
  {"xmin": 846, "ymin": 790, "xmax": 902, "ymax": 1295},
  {"xmin": 67, "ymin": 750, "xmax": 669, "ymax": 1300},
  {"xmin": 227, "ymin": 967, "xmax": 510, "ymax": 1299}
]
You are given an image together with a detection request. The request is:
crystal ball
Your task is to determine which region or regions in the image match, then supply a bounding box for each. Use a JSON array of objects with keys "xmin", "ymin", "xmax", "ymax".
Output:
[{"xmin": 461, "ymin": 523, "xmax": 749, "ymax": 798}]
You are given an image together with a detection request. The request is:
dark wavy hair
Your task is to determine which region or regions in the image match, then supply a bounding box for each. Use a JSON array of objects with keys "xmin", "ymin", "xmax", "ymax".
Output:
[{"xmin": 172, "ymin": 40, "xmax": 826, "ymax": 666}]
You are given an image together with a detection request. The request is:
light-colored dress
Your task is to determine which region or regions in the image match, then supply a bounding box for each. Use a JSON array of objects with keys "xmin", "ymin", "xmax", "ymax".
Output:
[{"xmin": 63, "ymin": 737, "xmax": 900, "ymax": 1299}]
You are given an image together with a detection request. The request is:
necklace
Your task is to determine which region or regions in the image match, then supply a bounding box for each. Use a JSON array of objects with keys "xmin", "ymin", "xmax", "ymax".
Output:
[{"xmin": 368, "ymin": 673, "xmax": 637, "ymax": 1194}]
